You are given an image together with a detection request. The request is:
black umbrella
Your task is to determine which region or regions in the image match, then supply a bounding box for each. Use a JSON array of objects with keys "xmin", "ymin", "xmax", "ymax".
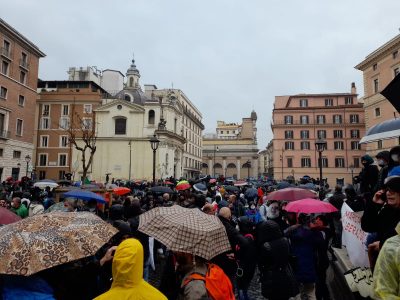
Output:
[
  {"xmin": 150, "ymin": 186, "xmax": 173, "ymax": 194},
  {"xmin": 359, "ymin": 118, "xmax": 400, "ymax": 144},
  {"xmin": 244, "ymin": 188, "xmax": 258, "ymax": 199},
  {"xmin": 224, "ymin": 185, "xmax": 239, "ymax": 192},
  {"xmin": 193, "ymin": 183, "xmax": 207, "ymax": 193},
  {"xmin": 381, "ymin": 73, "xmax": 400, "ymax": 113}
]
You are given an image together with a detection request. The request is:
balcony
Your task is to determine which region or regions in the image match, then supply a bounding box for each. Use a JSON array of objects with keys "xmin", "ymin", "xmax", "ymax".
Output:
[
  {"xmin": 19, "ymin": 59, "xmax": 29, "ymax": 71},
  {"xmin": 0, "ymin": 130, "xmax": 10, "ymax": 139},
  {"xmin": 0, "ymin": 48, "xmax": 11, "ymax": 60}
]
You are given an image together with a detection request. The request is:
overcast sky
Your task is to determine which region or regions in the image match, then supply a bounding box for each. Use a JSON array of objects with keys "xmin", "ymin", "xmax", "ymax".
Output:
[{"xmin": 2, "ymin": 1, "xmax": 400, "ymax": 149}]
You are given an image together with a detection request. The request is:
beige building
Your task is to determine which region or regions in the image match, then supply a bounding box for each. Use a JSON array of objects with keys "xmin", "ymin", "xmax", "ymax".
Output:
[
  {"xmin": 202, "ymin": 112, "xmax": 259, "ymax": 179},
  {"xmin": 0, "ymin": 18, "xmax": 45, "ymax": 180},
  {"xmin": 35, "ymin": 81, "xmax": 105, "ymax": 180},
  {"xmin": 258, "ymin": 140, "xmax": 274, "ymax": 178},
  {"xmin": 355, "ymin": 34, "xmax": 400, "ymax": 156},
  {"xmin": 271, "ymin": 84, "xmax": 366, "ymax": 186}
]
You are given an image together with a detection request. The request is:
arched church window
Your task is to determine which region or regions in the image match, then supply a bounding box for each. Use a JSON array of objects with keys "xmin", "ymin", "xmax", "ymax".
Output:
[
  {"xmin": 124, "ymin": 94, "xmax": 131, "ymax": 102},
  {"xmin": 148, "ymin": 110, "xmax": 155, "ymax": 124}
]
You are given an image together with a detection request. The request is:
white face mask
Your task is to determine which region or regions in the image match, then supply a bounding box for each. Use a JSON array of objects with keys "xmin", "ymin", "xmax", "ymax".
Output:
[
  {"xmin": 378, "ymin": 159, "xmax": 386, "ymax": 167},
  {"xmin": 392, "ymin": 154, "xmax": 399, "ymax": 162},
  {"xmin": 250, "ymin": 205, "xmax": 256, "ymax": 210}
]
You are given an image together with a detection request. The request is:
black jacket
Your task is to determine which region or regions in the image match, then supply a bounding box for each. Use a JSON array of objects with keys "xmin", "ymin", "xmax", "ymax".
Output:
[{"xmin": 359, "ymin": 164, "xmax": 379, "ymax": 195}]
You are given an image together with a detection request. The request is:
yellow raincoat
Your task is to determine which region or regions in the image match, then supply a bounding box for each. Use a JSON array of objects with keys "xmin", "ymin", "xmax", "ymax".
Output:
[
  {"xmin": 94, "ymin": 239, "xmax": 167, "ymax": 300},
  {"xmin": 373, "ymin": 222, "xmax": 400, "ymax": 300}
]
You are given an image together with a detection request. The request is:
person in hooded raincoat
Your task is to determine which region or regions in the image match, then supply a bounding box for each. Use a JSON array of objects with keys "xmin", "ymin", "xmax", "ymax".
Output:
[{"xmin": 94, "ymin": 238, "xmax": 167, "ymax": 300}]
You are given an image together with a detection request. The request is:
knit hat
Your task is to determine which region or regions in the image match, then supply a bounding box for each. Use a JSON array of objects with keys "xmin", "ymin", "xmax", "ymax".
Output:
[{"xmin": 361, "ymin": 155, "xmax": 374, "ymax": 165}]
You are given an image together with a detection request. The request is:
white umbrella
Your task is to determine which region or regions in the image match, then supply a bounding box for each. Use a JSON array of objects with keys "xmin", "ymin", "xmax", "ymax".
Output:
[
  {"xmin": 359, "ymin": 118, "xmax": 400, "ymax": 144},
  {"xmin": 33, "ymin": 179, "xmax": 59, "ymax": 189}
]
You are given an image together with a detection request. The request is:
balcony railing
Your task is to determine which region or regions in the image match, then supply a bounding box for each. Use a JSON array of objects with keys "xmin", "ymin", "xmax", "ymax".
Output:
[
  {"xmin": 0, "ymin": 130, "xmax": 10, "ymax": 139},
  {"xmin": 0, "ymin": 47, "xmax": 11, "ymax": 59},
  {"xmin": 271, "ymin": 120, "xmax": 362, "ymax": 126},
  {"xmin": 19, "ymin": 59, "xmax": 29, "ymax": 70}
]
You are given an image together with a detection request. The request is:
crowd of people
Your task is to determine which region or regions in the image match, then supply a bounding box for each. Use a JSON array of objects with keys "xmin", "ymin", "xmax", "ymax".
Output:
[{"xmin": 0, "ymin": 145, "xmax": 400, "ymax": 299}]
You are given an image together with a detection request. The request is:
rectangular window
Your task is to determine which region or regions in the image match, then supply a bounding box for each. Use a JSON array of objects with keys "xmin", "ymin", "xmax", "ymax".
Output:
[
  {"xmin": 335, "ymin": 157, "xmax": 345, "ymax": 168},
  {"xmin": 41, "ymin": 117, "xmax": 50, "ymax": 129},
  {"xmin": 13, "ymin": 150, "xmax": 21, "ymax": 159},
  {"xmin": 2, "ymin": 40, "xmax": 10, "ymax": 55},
  {"xmin": 317, "ymin": 130, "xmax": 326, "ymax": 139},
  {"xmin": 285, "ymin": 141, "xmax": 294, "ymax": 150},
  {"xmin": 19, "ymin": 71, "xmax": 26, "ymax": 84},
  {"xmin": 300, "ymin": 115, "xmax": 309, "ymax": 125},
  {"xmin": 333, "ymin": 130, "xmax": 343, "ymax": 139},
  {"xmin": 333, "ymin": 115, "xmax": 342, "ymax": 124},
  {"xmin": 301, "ymin": 141, "xmax": 310, "ymax": 150},
  {"xmin": 377, "ymin": 140, "xmax": 383, "ymax": 149},
  {"xmin": 0, "ymin": 86, "xmax": 7, "ymax": 99},
  {"xmin": 60, "ymin": 136, "xmax": 68, "ymax": 147},
  {"xmin": 59, "ymin": 154, "xmax": 67, "ymax": 166},
  {"xmin": 39, "ymin": 154, "xmax": 47, "ymax": 166},
  {"xmin": 83, "ymin": 104, "xmax": 92, "ymax": 114},
  {"xmin": 375, "ymin": 107, "xmax": 381, "ymax": 117},
  {"xmin": 115, "ymin": 118, "xmax": 126, "ymax": 134},
  {"xmin": 345, "ymin": 97, "xmax": 353, "ymax": 105},
  {"xmin": 350, "ymin": 114, "xmax": 359, "ymax": 123},
  {"xmin": 39, "ymin": 170, "xmax": 46, "ymax": 180},
  {"xmin": 284, "ymin": 115, "xmax": 293, "ymax": 124},
  {"xmin": 301, "ymin": 157, "xmax": 311, "ymax": 168},
  {"xmin": 350, "ymin": 130, "xmax": 360, "ymax": 138},
  {"xmin": 59, "ymin": 117, "xmax": 70, "ymax": 129},
  {"xmin": 16, "ymin": 119, "xmax": 23, "ymax": 136},
  {"xmin": 62, "ymin": 105, "xmax": 69, "ymax": 116},
  {"xmin": 334, "ymin": 141, "xmax": 344, "ymax": 150},
  {"xmin": 287, "ymin": 157, "xmax": 293, "ymax": 168},
  {"xmin": 42, "ymin": 104, "xmax": 50, "ymax": 116},
  {"xmin": 0, "ymin": 148, "xmax": 3, "ymax": 156},
  {"xmin": 59, "ymin": 170, "xmax": 66, "ymax": 180},
  {"xmin": 353, "ymin": 157, "xmax": 360, "ymax": 168},
  {"xmin": 1, "ymin": 61, "xmax": 9, "ymax": 75},
  {"xmin": 316, "ymin": 115, "xmax": 325, "ymax": 124},
  {"xmin": 374, "ymin": 79, "xmax": 379, "ymax": 93},
  {"xmin": 299, "ymin": 99, "xmax": 308, "ymax": 107},
  {"xmin": 18, "ymin": 95, "xmax": 25, "ymax": 106},
  {"xmin": 351, "ymin": 141, "xmax": 360, "ymax": 150},
  {"xmin": 20, "ymin": 52, "xmax": 28, "ymax": 68},
  {"xmin": 318, "ymin": 157, "xmax": 328, "ymax": 168},
  {"xmin": 373, "ymin": 63, "xmax": 377, "ymax": 71},
  {"xmin": 300, "ymin": 130, "xmax": 309, "ymax": 139},
  {"xmin": 393, "ymin": 50, "xmax": 399, "ymax": 59},
  {"xmin": 40, "ymin": 135, "xmax": 48, "ymax": 147},
  {"xmin": 82, "ymin": 118, "xmax": 92, "ymax": 130},
  {"xmin": 325, "ymin": 98, "xmax": 333, "ymax": 106}
]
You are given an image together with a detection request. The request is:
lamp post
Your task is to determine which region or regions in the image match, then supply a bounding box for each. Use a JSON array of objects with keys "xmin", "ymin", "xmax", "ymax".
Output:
[
  {"xmin": 315, "ymin": 139, "xmax": 327, "ymax": 200},
  {"xmin": 213, "ymin": 145, "xmax": 219, "ymax": 177},
  {"xmin": 149, "ymin": 134, "xmax": 160, "ymax": 186},
  {"xmin": 246, "ymin": 160, "xmax": 251, "ymax": 180},
  {"xmin": 349, "ymin": 164, "xmax": 354, "ymax": 184},
  {"xmin": 25, "ymin": 155, "xmax": 31, "ymax": 177},
  {"xmin": 128, "ymin": 141, "xmax": 132, "ymax": 181}
]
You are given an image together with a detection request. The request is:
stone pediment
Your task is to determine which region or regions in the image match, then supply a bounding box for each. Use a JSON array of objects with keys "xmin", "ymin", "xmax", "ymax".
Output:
[{"xmin": 95, "ymin": 99, "xmax": 145, "ymax": 114}]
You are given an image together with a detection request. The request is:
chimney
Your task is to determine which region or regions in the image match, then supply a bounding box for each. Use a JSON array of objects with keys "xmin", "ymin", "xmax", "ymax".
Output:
[{"xmin": 351, "ymin": 82, "xmax": 357, "ymax": 94}]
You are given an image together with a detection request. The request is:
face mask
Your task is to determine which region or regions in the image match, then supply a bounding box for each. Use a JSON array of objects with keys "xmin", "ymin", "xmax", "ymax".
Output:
[
  {"xmin": 392, "ymin": 154, "xmax": 399, "ymax": 162},
  {"xmin": 250, "ymin": 205, "xmax": 255, "ymax": 210},
  {"xmin": 378, "ymin": 159, "xmax": 386, "ymax": 167}
]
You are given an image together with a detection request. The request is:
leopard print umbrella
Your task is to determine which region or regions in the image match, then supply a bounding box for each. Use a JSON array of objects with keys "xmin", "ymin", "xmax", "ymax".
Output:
[{"xmin": 0, "ymin": 212, "xmax": 118, "ymax": 276}]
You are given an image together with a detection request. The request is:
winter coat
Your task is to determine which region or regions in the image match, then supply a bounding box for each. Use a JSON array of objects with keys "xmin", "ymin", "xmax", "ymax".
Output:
[
  {"xmin": 359, "ymin": 163, "xmax": 379, "ymax": 195},
  {"xmin": 375, "ymin": 165, "xmax": 389, "ymax": 193},
  {"xmin": 94, "ymin": 239, "xmax": 167, "ymax": 300},
  {"xmin": 236, "ymin": 234, "xmax": 257, "ymax": 290},
  {"xmin": 257, "ymin": 221, "xmax": 299, "ymax": 300},
  {"xmin": 361, "ymin": 199, "xmax": 400, "ymax": 246}
]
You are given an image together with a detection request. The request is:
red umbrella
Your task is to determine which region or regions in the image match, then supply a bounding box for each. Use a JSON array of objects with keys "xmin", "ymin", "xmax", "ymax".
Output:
[
  {"xmin": 234, "ymin": 180, "xmax": 247, "ymax": 187},
  {"xmin": 176, "ymin": 182, "xmax": 191, "ymax": 191},
  {"xmin": 0, "ymin": 207, "xmax": 21, "ymax": 225},
  {"xmin": 284, "ymin": 198, "xmax": 338, "ymax": 214},
  {"xmin": 266, "ymin": 187, "xmax": 317, "ymax": 202},
  {"xmin": 164, "ymin": 181, "xmax": 174, "ymax": 185},
  {"xmin": 113, "ymin": 187, "xmax": 131, "ymax": 196}
]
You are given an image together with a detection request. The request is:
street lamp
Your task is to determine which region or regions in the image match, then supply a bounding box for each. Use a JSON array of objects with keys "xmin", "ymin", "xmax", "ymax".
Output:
[
  {"xmin": 315, "ymin": 139, "xmax": 327, "ymax": 200},
  {"xmin": 128, "ymin": 141, "xmax": 132, "ymax": 181},
  {"xmin": 246, "ymin": 160, "xmax": 251, "ymax": 180},
  {"xmin": 149, "ymin": 134, "xmax": 160, "ymax": 186},
  {"xmin": 349, "ymin": 164, "xmax": 354, "ymax": 185},
  {"xmin": 213, "ymin": 145, "xmax": 219, "ymax": 178},
  {"xmin": 25, "ymin": 155, "xmax": 31, "ymax": 177}
]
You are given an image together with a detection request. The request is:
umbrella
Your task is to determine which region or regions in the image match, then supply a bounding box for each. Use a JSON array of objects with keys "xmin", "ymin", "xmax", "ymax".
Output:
[
  {"xmin": 244, "ymin": 188, "xmax": 258, "ymax": 199},
  {"xmin": 277, "ymin": 181, "xmax": 291, "ymax": 190},
  {"xmin": 193, "ymin": 183, "xmax": 207, "ymax": 194},
  {"xmin": 113, "ymin": 187, "xmax": 131, "ymax": 196},
  {"xmin": 381, "ymin": 73, "xmax": 400, "ymax": 113},
  {"xmin": 177, "ymin": 180, "xmax": 189, "ymax": 185},
  {"xmin": 266, "ymin": 187, "xmax": 318, "ymax": 202},
  {"xmin": 150, "ymin": 186, "xmax": 173, "ymax": 194},
  {"xmin": 284, "ymin": 198, "xmax": 338, "ymax": 214},
  {"xmin": 299, "ymin": 183, "xmax": 316, "ymax": 190},
  {"xmin": 0, "ymin": 212, "xmax": 118, "ymax": 276},
  {"xmin": 234, "ymin": 180, "xmax": 248, "ymax": 187},
  {"xmin": 45, "ymin": 202, "xmax": 68, "ymax": 213},
  {"xmin": 164, "ymin": 181, "xmax": 174, "ymax": 185},
  {"xmin": 176, "ymin": 182, "xmax": 191, "ymax": 191},
  {"xmin": 224, "ymin": 185, "xmax": 239, "ymax": 192},
  {"xmin": 33, "ymin": 179, "xmax": 59, "ymax": 190},
  {"xmin": 138, "ymin": 205, "xmax": 231, "ymax": 260},
  {"xmin": 63, "ymin": 190, "xmax": 106, "ymax": 203},
  {"xmin": 105, "ymin": 183, "xmax": 118, "ymax": 189},
  {"xmin": 0, "ymin": 207, "xmax": 21, "ymax": 225},
  {"xmin": 359, "ymin": 118, "xmax": 400, "ymax": 144},
  {"xmin": 57, "ymin": 180, "xmax": 71, "ymax": 186}
]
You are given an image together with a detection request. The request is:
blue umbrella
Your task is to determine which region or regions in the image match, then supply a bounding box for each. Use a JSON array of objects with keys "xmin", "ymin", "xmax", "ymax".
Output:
[
  {"xmin": 244, "ymin": 188, "xmax": 258, "ymax": 199},
  {"xmin": 63, "ymin": 190, "xmax": 105, "ymax": 203},
  {"xmin": 277, "ymin": 181, "xmax": 291, "ymax": 190},
  {"xmin": 193, "ymin": 183, "xmax": 207, "ymax": 194}
]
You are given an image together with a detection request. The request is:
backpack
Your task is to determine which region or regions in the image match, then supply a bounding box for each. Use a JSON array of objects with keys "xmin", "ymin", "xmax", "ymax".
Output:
[{"xmin": 183, "ymin": 263, "xmax": 235, "ymax": 300}]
